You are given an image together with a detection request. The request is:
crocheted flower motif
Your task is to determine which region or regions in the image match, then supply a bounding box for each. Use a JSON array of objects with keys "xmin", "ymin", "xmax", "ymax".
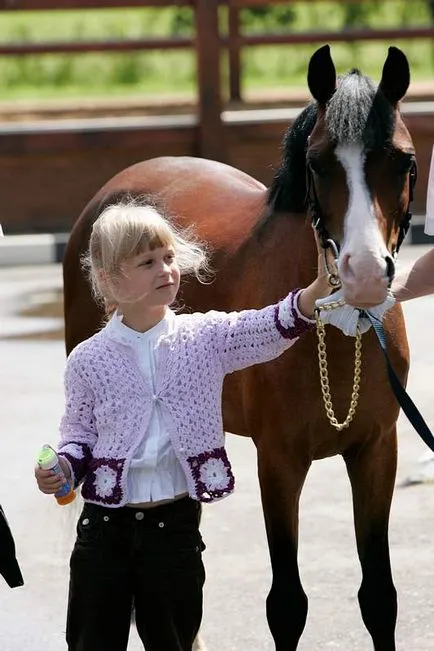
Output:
[
  {"xmin": 199, "ymin": 458, "xmax": 229, "ymax": 491},
  {"xmin": 94, "ymin": 464, "xmax": 117, "ymax": 498},
  {"xmin": 81, "ymin": 458, "xmax": 124, "ymax": 505},
  {"xmin": 187, "ymin": 448, "xmax": 235, "ymax": 502}
]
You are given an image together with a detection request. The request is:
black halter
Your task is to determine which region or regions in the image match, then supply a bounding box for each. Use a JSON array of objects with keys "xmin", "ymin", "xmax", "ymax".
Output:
[
  {"xmin": 394, "ymin": 160, "xmax": 417, "ymax": 255},
  {"xmin": 307, "ymin": 159, "xmax": 418, "ymax": 256},
  {"xmin": 306, "ymin": 164, "xmax": 331, "ymax": 250}
]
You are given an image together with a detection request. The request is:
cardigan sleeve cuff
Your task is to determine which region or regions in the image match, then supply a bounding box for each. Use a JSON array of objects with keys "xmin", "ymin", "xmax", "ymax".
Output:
[
  {"xmin": 57, "ymin": 454, "xmax": 76, "ymax": 488},
  {"xmin": 274, "ymin": 289, "xmax": 316, "ymax": 339},
  {"xmin": 58, "ymin": 442, "xmax": 92, "ymax": 488}
]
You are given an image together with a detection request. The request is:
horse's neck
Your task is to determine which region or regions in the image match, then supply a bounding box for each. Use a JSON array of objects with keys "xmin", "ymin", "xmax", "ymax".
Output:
[
  {"xmin": 232, "ymin": 210, "xmax": 318, "ymax": 304},
  {"xmin": 259, "ymin": 210, "xmax": 315, "ymax": 273}
]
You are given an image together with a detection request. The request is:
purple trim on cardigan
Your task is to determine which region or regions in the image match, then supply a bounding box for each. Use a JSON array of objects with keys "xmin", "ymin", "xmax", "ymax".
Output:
[
  {"xmin": 59, "ymin": 443, "xmax": 92, "ymax": 487},
  {"xmin": 81, "ymin": 457, "xmax": 125, "ymax": 505},
  {"xmin": 187, "ymin": 447, "xmax": 235, "ymax": 503},
  {"xmin": 274, "ymin": 290, "xmax": 315, "ymax": 339}
]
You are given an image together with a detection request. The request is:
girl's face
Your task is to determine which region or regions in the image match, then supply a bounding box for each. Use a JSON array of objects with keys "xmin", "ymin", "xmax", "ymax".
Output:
[{"xmin": 112, "ymin": 243, "xmax": 180, "ymax": 311}]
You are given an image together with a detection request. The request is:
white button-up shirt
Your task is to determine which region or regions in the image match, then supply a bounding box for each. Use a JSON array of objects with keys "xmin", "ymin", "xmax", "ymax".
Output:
[{"xmin": 111, "ymin": 310, "xmax": 188, "ymax": 503}]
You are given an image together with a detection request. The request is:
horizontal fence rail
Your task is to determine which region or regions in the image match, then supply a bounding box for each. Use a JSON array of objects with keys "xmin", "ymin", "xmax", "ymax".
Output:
[
  {"xmin": 0, "ymin": 37, "xmax": 194, "ymax": 56},
  {"xmin": 0, "ymin": 0, "xmax": 193, "ymax": 9},
  {"xmin": 235, "ymin": 26, "xmax": 434, "ymax": 46},
  {"xmin": 0, "ymin": 0, "xmax": 427, "ymax": 7}
]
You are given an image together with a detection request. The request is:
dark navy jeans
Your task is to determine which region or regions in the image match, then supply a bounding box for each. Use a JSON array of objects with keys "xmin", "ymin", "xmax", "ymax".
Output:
[{"xmin": 66, "ymin": 497, "xmax": 205, "ymax": 651}]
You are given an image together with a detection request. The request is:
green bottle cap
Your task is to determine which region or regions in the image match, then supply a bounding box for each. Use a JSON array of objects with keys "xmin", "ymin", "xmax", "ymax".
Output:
[{"xmin": 37, "ymin": 444, "xmax": 57, "ymax": 469}]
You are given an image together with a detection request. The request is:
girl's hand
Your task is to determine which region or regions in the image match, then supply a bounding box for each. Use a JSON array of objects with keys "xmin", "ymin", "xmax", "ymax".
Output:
[
  {"xmin": 34, "ymin": 457, "xmax": 71, "ymax": 495},
  {"xmin": 298, "ymin": 249, "xmax": 333, "ymax": 318}
]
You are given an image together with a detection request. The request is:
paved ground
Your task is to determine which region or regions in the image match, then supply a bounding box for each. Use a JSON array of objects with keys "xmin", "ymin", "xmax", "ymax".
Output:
[{"xmin": 0, "ymin": 250, "xmax": 434, "ymax": 651}]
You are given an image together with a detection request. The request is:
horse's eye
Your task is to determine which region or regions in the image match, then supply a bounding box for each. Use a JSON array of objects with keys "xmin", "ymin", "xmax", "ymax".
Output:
[
  {"xmin": 393, "ymin": 154, "xmax": 415, "ymax": 175},
  {"xmin": 398, "ymin": 161, "xmax": 413, "ymax": 175}
]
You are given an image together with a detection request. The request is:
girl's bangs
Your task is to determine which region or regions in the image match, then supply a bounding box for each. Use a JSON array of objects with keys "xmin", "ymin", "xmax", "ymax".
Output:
[{"xmin": 124, "ymin": 219, "xmax": 175, "ymax": 260}]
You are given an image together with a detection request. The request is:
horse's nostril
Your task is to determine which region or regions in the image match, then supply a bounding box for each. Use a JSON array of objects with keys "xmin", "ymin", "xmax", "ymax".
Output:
[
  {"xmin": 385, "ymin": 255, "xmax": 395, "ymax": 283},
  {"xmin": 339, "ymin": 253, "xmax": 354, "ymax": 280}
]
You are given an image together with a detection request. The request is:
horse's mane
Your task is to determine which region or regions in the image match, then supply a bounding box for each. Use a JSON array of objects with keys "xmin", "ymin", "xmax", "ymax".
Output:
[
  {"xmin": 266, "ymin": 102, "xmax": 318, "ymax": 214},
  {"xmin": 266, "ymin": 69, "xmax": 395, "ymax": 214}
]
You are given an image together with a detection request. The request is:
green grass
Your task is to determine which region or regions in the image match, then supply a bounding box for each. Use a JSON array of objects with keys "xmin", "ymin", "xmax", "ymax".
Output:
[
  {"xmin": 243, "ymin": 40, "xmax": 434, "ymax": 90},
  {"xmin": 0, "ymin": 2, "xmax": 432, "ymax": 102}
]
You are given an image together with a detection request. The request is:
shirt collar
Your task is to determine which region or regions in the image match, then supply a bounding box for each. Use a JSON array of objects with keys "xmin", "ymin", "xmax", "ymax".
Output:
[{"xmin": 105, "ymin": 309, "xmax": 175, "ymax": 347}]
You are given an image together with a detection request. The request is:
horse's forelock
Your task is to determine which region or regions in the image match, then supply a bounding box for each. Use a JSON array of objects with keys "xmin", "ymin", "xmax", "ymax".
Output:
[{"xmin": 326, "ymin": 71, "xmax": 394, "ymax": 150}]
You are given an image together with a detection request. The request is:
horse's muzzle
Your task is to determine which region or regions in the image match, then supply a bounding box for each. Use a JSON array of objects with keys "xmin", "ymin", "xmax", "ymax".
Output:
[{"xmin": 339, "ymin": 253, "xmax": 391, "ymax": 307}]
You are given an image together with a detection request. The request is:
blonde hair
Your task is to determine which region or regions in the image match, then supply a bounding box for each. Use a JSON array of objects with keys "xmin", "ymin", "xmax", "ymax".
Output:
[{"xmin": 82, "ymin": 198, "xmax": 211, "ymax": 312}]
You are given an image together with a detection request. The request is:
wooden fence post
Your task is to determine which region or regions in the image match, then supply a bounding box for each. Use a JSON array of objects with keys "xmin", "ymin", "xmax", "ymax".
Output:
[
  {"xmin": 228, "ymin": 4, "xmax": 241, "ymax": 102},
  {"xmin": 194, "ymin": 0, "xmax": 227, "ymax": 161}
]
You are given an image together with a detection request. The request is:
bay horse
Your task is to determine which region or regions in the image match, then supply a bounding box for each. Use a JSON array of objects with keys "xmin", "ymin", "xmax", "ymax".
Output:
[{"xmin": 63, "ymin": 45, "xmax": 416, "ymax": 650}]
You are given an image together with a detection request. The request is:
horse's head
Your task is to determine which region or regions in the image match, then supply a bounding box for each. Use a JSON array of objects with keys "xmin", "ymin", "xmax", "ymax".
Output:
[
  {"xmin": 307, "ymin": 45, "xmax": 416, "ymax": 306},
  {"xmin": 268, "ymin": 45, "xmax": 416, "ymax": 308}
]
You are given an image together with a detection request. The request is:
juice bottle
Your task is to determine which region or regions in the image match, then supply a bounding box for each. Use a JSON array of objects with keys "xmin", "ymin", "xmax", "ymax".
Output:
[{"xmin": 37, "ymin": 444, "xmax": 75, "ymax": 506}]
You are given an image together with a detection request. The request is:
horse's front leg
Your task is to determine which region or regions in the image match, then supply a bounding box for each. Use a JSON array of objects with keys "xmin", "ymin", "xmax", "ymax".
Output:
[
  {"xmin": 344, "ymin": 430, "xmax": 398, "ymax": 651},
  {"xmin": 257, "ymin": 442, "xmax": 311, "ymax": 651}
]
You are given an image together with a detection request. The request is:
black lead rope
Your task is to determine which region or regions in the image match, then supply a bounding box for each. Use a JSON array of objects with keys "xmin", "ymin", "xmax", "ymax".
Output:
[{"xmin": 364, "ymin": 311, "xmax": 434, "ymax": 452}]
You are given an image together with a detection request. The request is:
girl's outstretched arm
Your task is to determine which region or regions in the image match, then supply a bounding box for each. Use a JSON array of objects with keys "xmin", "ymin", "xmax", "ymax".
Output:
[{"xmin": 202, "ymin": 252, "xmax": 331, "ymax": 376}]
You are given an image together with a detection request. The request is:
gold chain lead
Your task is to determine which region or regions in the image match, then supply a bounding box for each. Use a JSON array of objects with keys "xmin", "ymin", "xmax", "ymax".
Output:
[{"xmin": 315, "ymin": 312, "xmax": 362, "ymax": 431}]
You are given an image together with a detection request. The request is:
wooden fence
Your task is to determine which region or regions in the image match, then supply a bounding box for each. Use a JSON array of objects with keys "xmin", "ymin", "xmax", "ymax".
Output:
[
  {"xmin": 1, "ymin": 0, "xmax": 434, "ymax": 160},
  {"xmin": 0, "ymin": 0, "xmax": 433, "ymax": 233}
]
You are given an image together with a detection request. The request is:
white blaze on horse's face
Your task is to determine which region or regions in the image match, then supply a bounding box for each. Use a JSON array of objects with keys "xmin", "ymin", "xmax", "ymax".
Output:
[{"xmin": 336, "ymin": 144, "xmax": 390, "ymax": 307}]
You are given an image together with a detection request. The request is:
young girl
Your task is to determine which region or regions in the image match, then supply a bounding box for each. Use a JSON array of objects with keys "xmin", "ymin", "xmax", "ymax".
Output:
[{"xmin": 35, "ymin": 199, "xmax": 331, "ymax": 651}]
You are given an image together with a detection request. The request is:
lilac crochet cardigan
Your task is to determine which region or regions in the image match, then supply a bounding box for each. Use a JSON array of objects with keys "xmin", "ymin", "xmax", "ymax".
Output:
[{"xmin": 58, "ymin": 290, "xmax": 314, "ymax": 506}]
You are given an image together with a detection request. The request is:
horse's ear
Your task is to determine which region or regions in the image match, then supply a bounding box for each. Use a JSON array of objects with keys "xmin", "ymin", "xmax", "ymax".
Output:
[
  {"xmin": 379, "ymin": 46, "xmax": 410, "ymax": 105},
  {"xmin": 307, "ymin": 44, "xmax": 336, "ymax": 105}
]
